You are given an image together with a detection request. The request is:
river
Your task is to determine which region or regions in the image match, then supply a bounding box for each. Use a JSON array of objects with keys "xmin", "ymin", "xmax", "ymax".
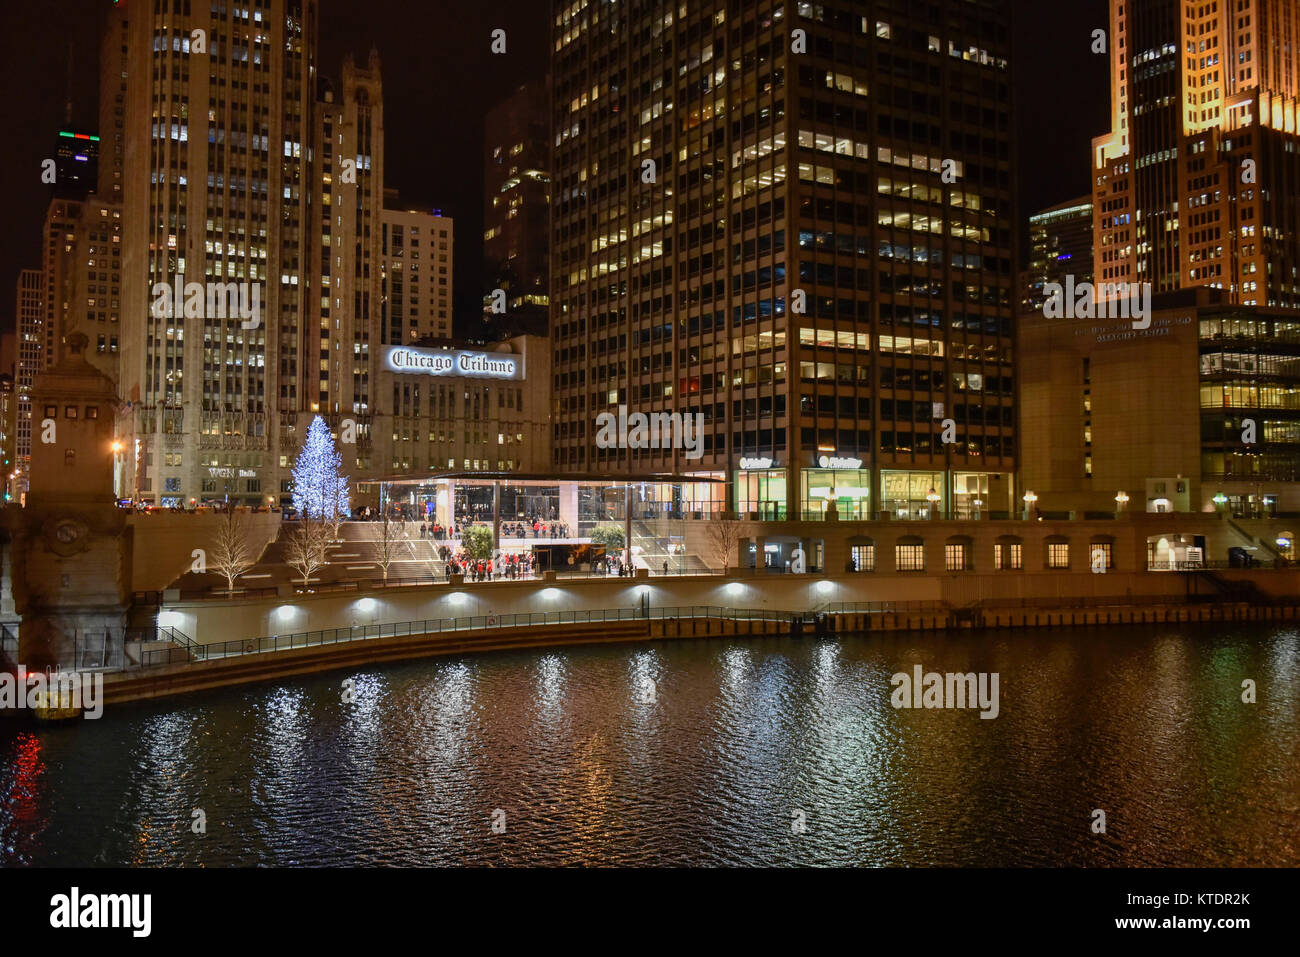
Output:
[{"xmin": 2, "ymin": 623, "xmax": 1297, "ymax": 866}]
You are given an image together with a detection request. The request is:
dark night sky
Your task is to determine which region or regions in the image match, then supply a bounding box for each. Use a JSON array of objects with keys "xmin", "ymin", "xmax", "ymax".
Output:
[{"xmin": 0, "ymin": 0, "xmax": 1107, "ymax": 337}]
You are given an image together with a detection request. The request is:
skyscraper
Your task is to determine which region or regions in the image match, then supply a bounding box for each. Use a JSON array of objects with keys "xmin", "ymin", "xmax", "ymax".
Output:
[
  {"xmin": 483, "ymin": 79, "xmax": 552, "ymax": 339},
  {"xmin": 1022, "ymin": 197, "xmax": 1093, "ymax": 313},
  {"xmin": 51, "ymin": 130, "xmax": 100, "ymax": 199},
  {"xmin": 1019, "ymin": 0, "xmax": 1300, "ymax": 517},
  {"xmin": 1092, "ymin": 0, "xmax": 1300, "ymax": 304},
  {"xmin": 116, "ymin": 0, "xmax": 318, "ymax": 506},
  {"xmin": 306, "ymin": 51, "xmax": 385, "ymax": 485},
  {"xmin": 39, "ymin": 196, "xmax": 122, "ymax": 378},
  {"xmin": 549, "ymin": 0, "xmax": 1016, "ymax": 520},
  {"xmin": 381, "ymin": 197, "xmax": 454, "ymax": 346},
  {"xmin": 15, "ymin": 268, "xmax": 43, "ymax": 498}
]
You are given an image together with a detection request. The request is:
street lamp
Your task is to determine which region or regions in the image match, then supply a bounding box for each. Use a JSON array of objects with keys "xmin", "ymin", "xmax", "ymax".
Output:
[
  {"xmin": 1115, "ymin": 490, "xmax": 1129, "ymax": 513},
  {"xmin": 110, "ymin": 440, "xmax": 125, "ymax": 499},
  {"xmin": 1022, "ymin": 490, "xmax": 1037, "ymax": 520}
]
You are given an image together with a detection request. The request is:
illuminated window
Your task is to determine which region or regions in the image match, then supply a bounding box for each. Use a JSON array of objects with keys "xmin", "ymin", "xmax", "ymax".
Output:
[{"xmin": 896, "ymin": 543, "xmax": 925, "ymax": 571}]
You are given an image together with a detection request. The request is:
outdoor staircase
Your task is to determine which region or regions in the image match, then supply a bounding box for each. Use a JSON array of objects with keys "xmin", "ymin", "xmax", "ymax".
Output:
[
  {"xmin": 629, "ymin": 518, "xmax": 711, "ymax": 572},
  {"xmin": 1190, "ymin": 569, "xmax": 1269, "ymax": 604},
  {"xmin": 1227, "ymin": 518, "xmax": 1286, "ymax": 562},
  {"xmin": 125, "ymin": 624, "xmax": 204, "ymax": 665}
]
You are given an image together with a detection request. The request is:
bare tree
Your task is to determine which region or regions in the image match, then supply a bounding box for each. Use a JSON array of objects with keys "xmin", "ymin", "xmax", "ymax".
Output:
[
  {"xmin": 209, "ymin": 508, "xmax": 256, "ymax": 595},
  {"xmin": 706, "ymin": 518, "xmax": 742, "ymax": 574},
  {"xmin": 285, "ymin": 519, "xmax": 329, "ymax": 589},
  {"xmin": 374, "ymin": 509, "xmax": 400, "ymax": 582},
  {"xmin": 324, "ymin": 470, "xmax": 349, "ymax": 542}
]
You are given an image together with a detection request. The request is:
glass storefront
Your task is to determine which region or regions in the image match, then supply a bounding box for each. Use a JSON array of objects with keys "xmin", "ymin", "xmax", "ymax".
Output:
[
  {"xmin": 736, "ymin": 468, "xmax": 787, "ymax": 520},
  {"xmin": 801, "ymin": 468, "xmax": 871, "ymax": 519},
  {"xmin": 952, "ymin": 471, "xmax": 992, "ymax": 519},
  {"xmin": 881, "ymin": 470, "xmax": 945, "ymax": 519}
]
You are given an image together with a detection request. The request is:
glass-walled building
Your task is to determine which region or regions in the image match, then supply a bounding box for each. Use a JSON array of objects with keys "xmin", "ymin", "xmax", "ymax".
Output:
[{"xmin": 549, "ymin": 0, "xmax": 1017, "ymax": 521}]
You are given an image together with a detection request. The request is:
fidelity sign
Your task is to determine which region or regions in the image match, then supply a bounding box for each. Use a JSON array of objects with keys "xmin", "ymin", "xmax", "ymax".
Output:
[{"xmin": 386, "ymin": 346, "xmax": 521, "ymax": 380}]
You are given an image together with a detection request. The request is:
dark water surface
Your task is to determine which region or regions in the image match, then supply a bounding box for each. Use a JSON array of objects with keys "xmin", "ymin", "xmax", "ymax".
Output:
[{"xmin": 2, "ymin": 623, "xmax": 1297, "ymax": 866}]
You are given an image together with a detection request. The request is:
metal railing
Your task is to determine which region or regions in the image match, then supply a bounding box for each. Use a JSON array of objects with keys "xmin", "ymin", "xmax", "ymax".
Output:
[
  {"xmin": 72, "ymin": 630, "xmax": 129, "ymax": 671},
  {"xmin": 1147, "ymin": 559, "xmax": 1285, "ymax": 571},
  {"xmin": 140, "ymin": 605, "xmax": 798, "ymax": 668}
]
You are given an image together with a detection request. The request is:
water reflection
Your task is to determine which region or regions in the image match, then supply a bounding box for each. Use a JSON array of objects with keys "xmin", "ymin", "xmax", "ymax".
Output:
[{"xmin": 1, "ymin": 623, "xmax": 1297, "ymax": 866}]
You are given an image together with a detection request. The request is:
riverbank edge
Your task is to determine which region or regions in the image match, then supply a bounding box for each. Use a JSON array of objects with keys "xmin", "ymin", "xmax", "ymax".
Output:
[{"xmin": 31, "ymin": 597, "xmax": 1291, "ymax": 712}]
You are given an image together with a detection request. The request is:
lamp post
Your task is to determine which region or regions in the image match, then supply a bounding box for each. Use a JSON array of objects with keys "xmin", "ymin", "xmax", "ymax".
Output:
[
  {"xmin": 1022, "ymin": 490, "xmax": 1037, "ymax": 521},
  {"xmin": 1114, "ymin": 490, "xmax": 1129, "ymax": 515},
  {"xmin": 926, "ymin": 487, "xmax": 940, "ymax": 520},
  {"xmin": 110, "ymin": 439, "xmax": 124, "ymax": 500}
]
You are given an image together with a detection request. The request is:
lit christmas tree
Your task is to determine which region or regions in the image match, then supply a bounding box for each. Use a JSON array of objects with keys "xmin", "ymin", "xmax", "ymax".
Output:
[{"xmin": 291, "ymin": 416, "xmax": 351, "ymax": 521}]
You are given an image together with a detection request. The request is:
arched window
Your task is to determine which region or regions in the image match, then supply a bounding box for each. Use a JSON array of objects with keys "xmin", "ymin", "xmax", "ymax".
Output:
[
  {"xmin": 847, "ymin": 536, "xmax": 875, "ymax": 572},
  {"xmin": 1045, "ymin": 534, "xmax": 1070, "ymax": 569},
  {"xmin": 1089, "ymin": 535, "xmax": 1116, "ymax": 571},
  {"xmin": 994, "ymin": 534, "xmax": 1023, "ymax": 570},
  {"xmin": 945, "ymin": 535, "xmax": 973, "ymax": 571},
  {"xmin": 895, "ymin": 535, "xmax": 925, "ymax": 572}
]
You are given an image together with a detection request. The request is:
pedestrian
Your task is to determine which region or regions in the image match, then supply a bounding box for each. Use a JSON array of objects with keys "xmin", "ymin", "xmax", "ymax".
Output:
[{"xmin": 662, "ymin": 559, "xmax": 668, "ymax": 575}]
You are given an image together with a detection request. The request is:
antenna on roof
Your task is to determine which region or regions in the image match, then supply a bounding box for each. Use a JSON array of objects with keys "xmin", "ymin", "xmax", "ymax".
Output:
[{"xmin": 64, "ymin": 39, "xmax": 74, "ymax": 126}]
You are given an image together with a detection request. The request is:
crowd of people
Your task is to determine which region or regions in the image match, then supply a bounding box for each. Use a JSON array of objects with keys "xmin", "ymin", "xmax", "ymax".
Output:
[
  {"xmin": 444, "ymin": 551, "xmax": 537, "ymax": 581},
  {"xmin": 499, "ymin": 520, "xmax": 571, "ymax": 539}
]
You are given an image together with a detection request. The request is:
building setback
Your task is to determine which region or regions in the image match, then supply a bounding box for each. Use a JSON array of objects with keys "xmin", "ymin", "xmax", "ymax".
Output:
[{"xmin": 549, "ymin": 0, "xmax": 1017, "ymax": 521}]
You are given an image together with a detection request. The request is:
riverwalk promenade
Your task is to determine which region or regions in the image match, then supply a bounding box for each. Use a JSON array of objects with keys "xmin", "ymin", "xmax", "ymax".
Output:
[{"xmin": 50, "ymin": 563, "xmax": 1300, "ymax": 707}]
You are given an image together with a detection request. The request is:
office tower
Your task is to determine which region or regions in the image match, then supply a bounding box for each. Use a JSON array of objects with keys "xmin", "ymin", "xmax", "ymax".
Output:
[
  {"xmin": 549, "ymin": 0, "xmax": 1016, "ymax": 520},
  {"xmin": 1022, "ymin": 197, "xmax": 1093, "ymax": 312},
  {"xmin": 116, "ymin": 1, "xmax": 318, "ymax": 507},
  {"xmin": 377, "ymin": 335, "xmax": 551, "ymax": 476},
  {"xmin": 1021, "ymin": 0, "xmax": 1300, "ymax": 517},
  {"xmin": 0, "ymin": 371, "xmax": 15, "ymax": 501},
  {"xmin": 1092, "ymin": 0, "xmax": 1300, "ymax": 304},
  {"xmin": 40, "ymin": 197, "xmax": 122, "ymax": 377},
  {"xmin": 483, "ymin": 79, "xmax": 552, "ymax": 338},
  {"xmin": 99, "ymin": 1, "xmax": 129, "ymax": 202},
  {"xmin": 15, "ymin": 269, "xmax": 43, "ymax": 497},
  {"xmin": 381, "ymin": 198, "xmax": 454, "ymax": 345},
  {"xmin": 307, "ymin": 50, "xmax": 385, "ymax": 481}
]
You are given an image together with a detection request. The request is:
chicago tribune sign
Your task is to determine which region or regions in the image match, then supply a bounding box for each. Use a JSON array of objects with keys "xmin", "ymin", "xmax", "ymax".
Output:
[{"xmin": 385, "ymin": 346, "xmax": 522, "ymax": 380}]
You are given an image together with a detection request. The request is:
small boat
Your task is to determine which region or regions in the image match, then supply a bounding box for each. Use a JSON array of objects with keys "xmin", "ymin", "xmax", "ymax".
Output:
[{"xmin": 31, "ymin": 689, "xmax": 81, "ymax": 721}]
